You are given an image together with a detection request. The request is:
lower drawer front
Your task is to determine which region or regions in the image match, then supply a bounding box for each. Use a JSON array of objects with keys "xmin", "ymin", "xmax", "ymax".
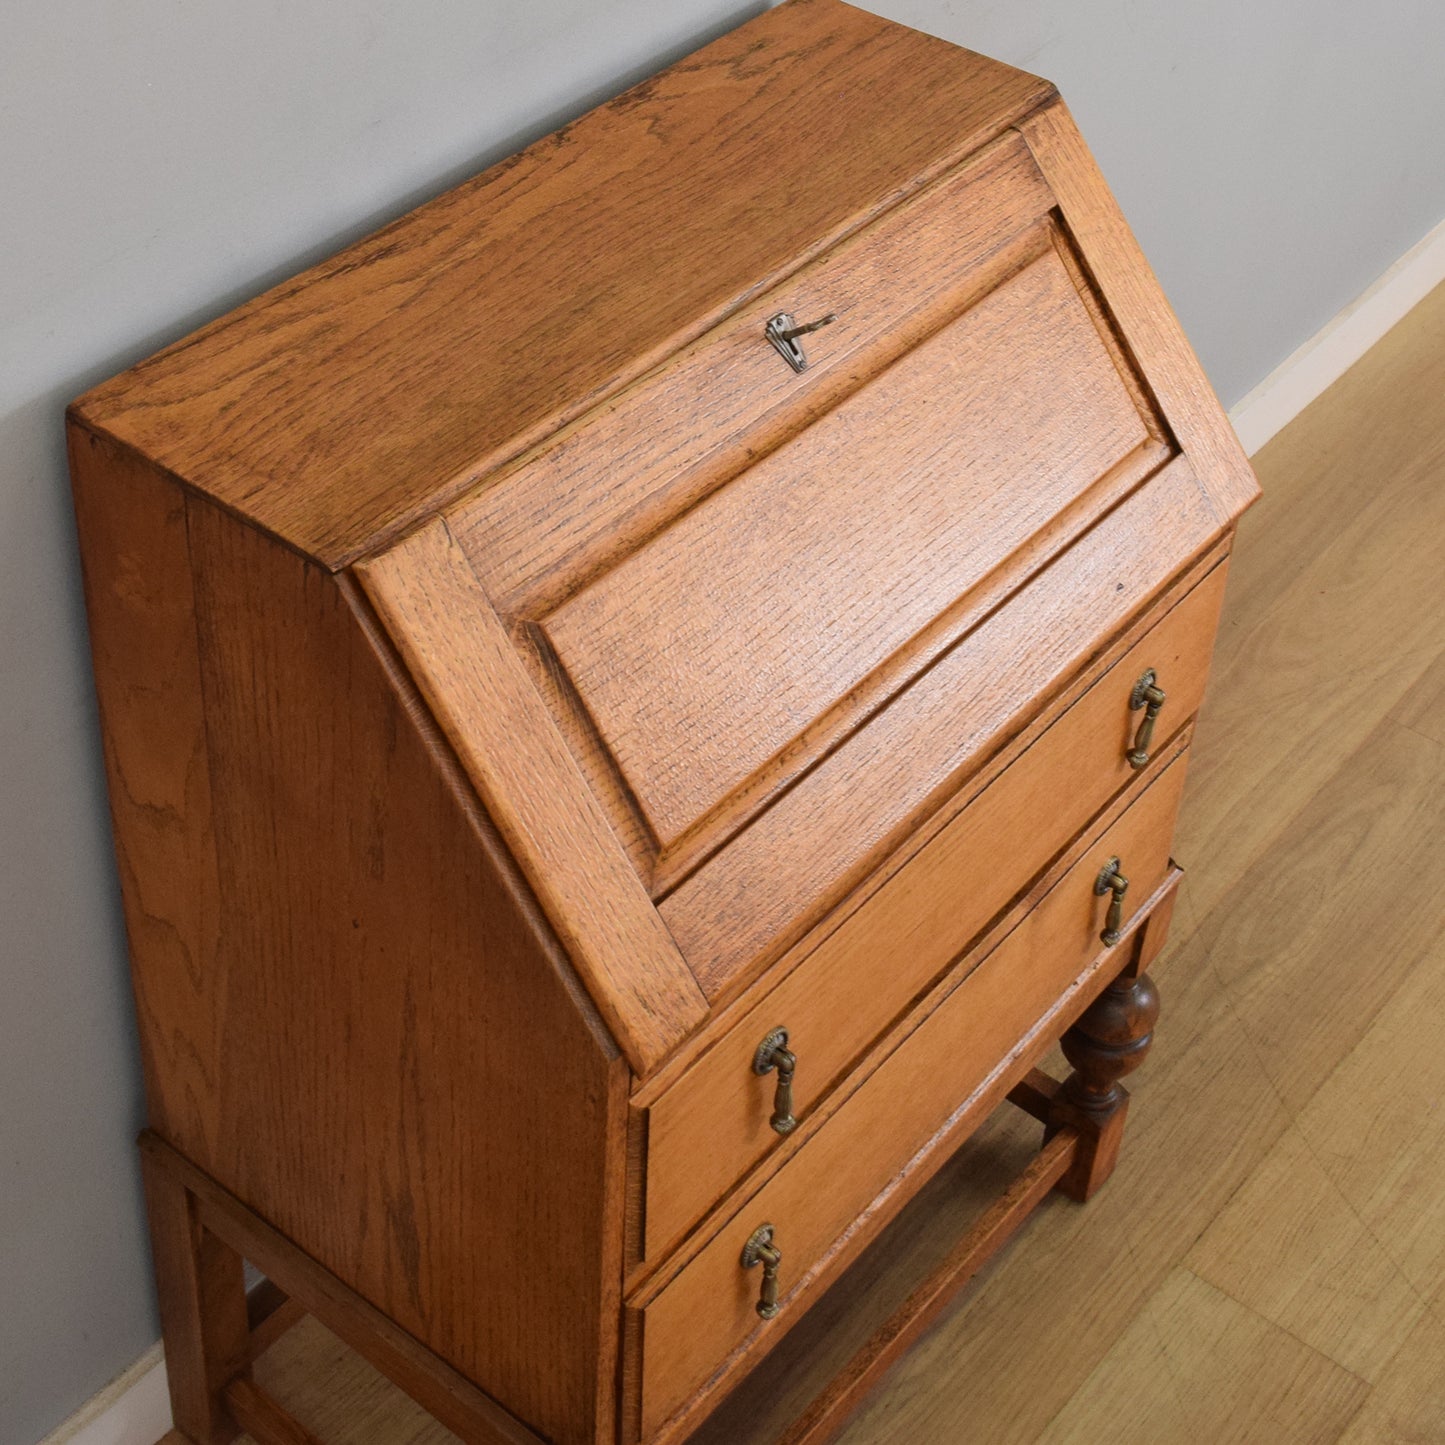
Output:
[
  {"xmin": 634, "ymin": 748, "xmax": 1189, "ymax": 1438},
  {"xmin": 641, "ymin": 562, "xmax": 1226, "ymax": 1262}
]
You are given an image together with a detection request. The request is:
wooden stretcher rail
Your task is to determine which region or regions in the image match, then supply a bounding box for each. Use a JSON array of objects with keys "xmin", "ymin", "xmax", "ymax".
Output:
[
  {"xmin": 787, "ymin": 1114, "xmax": 1079, "ymax": 1445},
  {"xmin": 140, "ymin": 1132, "xmax": 544, "ymax": 1445}
]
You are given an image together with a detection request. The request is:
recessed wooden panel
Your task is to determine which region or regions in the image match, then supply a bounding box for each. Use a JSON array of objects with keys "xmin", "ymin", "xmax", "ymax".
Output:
[
  {"xmin": 634, "ymin": 751, "xmax": 1192, "ymax": 1437},
  {"xmin": 543, "ymin": 247, "xmax": 1152, "ymax": 854},
  {"xmin": 640, "ymin": 562, "xmax": 1228, "ymax": 1263}
]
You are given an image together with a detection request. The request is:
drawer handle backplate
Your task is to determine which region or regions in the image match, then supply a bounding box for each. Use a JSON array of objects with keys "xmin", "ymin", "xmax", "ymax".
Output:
[
  {"xmin": 753, "ymin": 1027, "xmax": 798, "ymax": 1135},
  {"xmin": 765, "ymin": 310, "xmax": 838, "ymax": 373},
  {"xmin": 1094, "ymin": 857, "xmax": 1131, "ymax": 947},
  {"xmin": 741, "ymin": 1223, "xmax": 783, "ymax": 1320},
  {"xmin": 1127, "ymin": 669, "xmax": 1168, "ymax": 770}
]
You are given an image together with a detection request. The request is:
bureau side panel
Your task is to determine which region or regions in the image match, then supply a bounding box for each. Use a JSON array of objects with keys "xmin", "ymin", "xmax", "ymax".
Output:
[
  {"xmin": 68, "ymin": 424, "xmax": 227, "ymax": 1150},
  {"xmin": 71, "ymin": 424, "xmax": 625, "ymax": 1445},
  {"xmin": 186, "ymin": 495, "xmax": 626, "ymax": 1445}
]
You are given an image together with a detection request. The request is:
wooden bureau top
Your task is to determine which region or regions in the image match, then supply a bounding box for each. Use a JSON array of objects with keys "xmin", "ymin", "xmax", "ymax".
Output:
[{"xmin": 69, "ymin": 0, "xmax": 1054, "ymax": 569}]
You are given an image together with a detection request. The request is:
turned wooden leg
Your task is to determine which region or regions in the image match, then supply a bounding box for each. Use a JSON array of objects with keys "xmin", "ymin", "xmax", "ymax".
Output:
[
  {"xmin": 141, "ymin": 1146, "xmax": 250, "ymax": 1444},
  {"xmin": 1047, "ymin": 966, "xmax": 1161, "ymax": 1202}
]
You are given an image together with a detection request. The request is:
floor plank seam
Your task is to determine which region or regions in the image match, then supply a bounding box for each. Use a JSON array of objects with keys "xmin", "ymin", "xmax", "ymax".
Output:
[
  {"xmin": 1139, "ymin": 1281, "xmax": 1213, "ymax": 1432},
  {"xmin": 1386, "ymin": 715, "xmax": 1445, "ymax": 750},
  {"xmin": 1287, "ymin": 1115, "xmax": 1440, "ymax": 1323},
  {"xmin": 1176, "ymin": 1266, "xmax": 1376, "ymax": 1391}
]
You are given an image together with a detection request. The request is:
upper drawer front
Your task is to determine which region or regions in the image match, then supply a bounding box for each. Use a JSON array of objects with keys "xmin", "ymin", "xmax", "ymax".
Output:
[
  {"xmin": 540, "ymin": 243, "xmax": 1151, "ymax": 857},
  {"xmin": 639, "ymin": 561, "xmax": 1227, "ymax": 1263},
  {"xmin": 634, "ymin": 750, "xmax": 1191, "ymax": 1439}
]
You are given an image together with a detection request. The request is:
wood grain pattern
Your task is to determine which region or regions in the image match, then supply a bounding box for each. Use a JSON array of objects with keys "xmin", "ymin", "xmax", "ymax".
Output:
[
  {"xmin": 1176, "ymin": 344, "xmax": 1445, "ymax": 926},
  {"xmin": 543, "ymin": 245, "xmax": 1153, "ymax": 853},
  {"xmin": 245, "ymin": 1296, "xmax": 307, "ymax": 1370},
  {"xmin": 1292, "ymin": 924, "xmax": 1445, "ymax": 1306},
  {"xmin": 146, "ymin": 1134, "xmax": 543, "ymax": 1445},
  {"xmin": 467, "ymin": 214, "xmax": 1179, "ymax": 900},
  {"xmin": 144, "ymin": 279, "xmax": 1444, "ymax": 1445},
  {"xmin": 635, "ymin": 755, "xmax": 1190, "ymax": 1436},
  {"xmin": 1035, "ymin": 1269, "xmax": 1369, "ymax": 1445},
  {"xmin": 789, "ymin": 933, "xmax": 1293, "ymax": 1445},
  {"xmin": 355, "ymin": 516, "xmax": 706, "ymax": 1074},
  {"xmin": 72, "ymin": 0, "xmax": 1055, "ymax": 568},
  {"xmin": 805, "ymin": 289, "xmax": 1438, "ymax": 1445},
  {"xmin": 68, "ymin": 9, "xmax": 1259, "ymax": 1442},
  {"xmin": 178, "ymin": 502, "xmax": 630, "ymax": 1445},
  {"xmin": 1019, "ymin": 99, "xmax": 1260, "ymax": 527},
  {"xmin": 75, "ymin": 449, "xmax": 629, "ymax": 1445},
  {"xmin": 242, "ymin": 1315, "xmax": 460, "ymax": 1445},
  {"xmin": 1193, "ymin": 711, "xmax": 1445, "ymax": 1122},
  {"xmin": 631, "ymin": 535, "xmax": 1229, "ymax": 1107},
  {"xmin": 1336, "ymin": 1299, "xmax": 1445, "ymax": 1444},
  {"xmin": 640, "ymin": 567, "xmax": 1225, "ymax": 1263},
  {"xmin": 140, "ymin": 1149, "xmax": 250, "ymax": 1445},
  {"xmin": 1185, "ymin": 1125, "xmax": 1427, "ymax": 1382},
  {"xmin": 785, "ymin": 1125, "xmax": 1079, "ymax": 1445},
  {"xmin": 68, "ymin": 427, "xmax": 225, "ymax": 1154},
  {"xmin": 662, "ymin": 452, "xmax": 1220, "ymax": 999},
  {"xmin": 222, "ymin": 1378, "xmax": 324, "ymax": 1445},
  {"xmin": 451, "ymin": 132, "xmax": 1055, "ymax": 624},
  {"xmin": 638, "ymin": 857, "xmax": 1182, "ymax": 1445}
]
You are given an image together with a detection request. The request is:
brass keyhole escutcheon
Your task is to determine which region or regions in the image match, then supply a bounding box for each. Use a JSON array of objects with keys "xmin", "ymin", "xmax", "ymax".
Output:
[
  {"xmin": 741, "ymin": 1223, "xmax": 783, "ymax": 1320},
  {"xmin": 1095, "ymin": 856, "xmax": 1130, "ymax": 947},
  {"xmin": 753, "ymin": 1027, "xmax": 797, "ymax": 1135},
  {"xmin": 1127, "ymin": 669, "xmax": 1167, "ymax": 770}
]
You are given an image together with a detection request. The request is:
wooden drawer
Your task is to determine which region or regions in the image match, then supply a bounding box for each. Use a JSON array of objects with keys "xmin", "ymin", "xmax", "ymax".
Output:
[
  {"xmin": 632, "ymin": 747, "xmax": 1191, "ymax": 1438},
  {"xmin": 638, "ymin": 561, "xmax": 1226, "ymax": 1262}
]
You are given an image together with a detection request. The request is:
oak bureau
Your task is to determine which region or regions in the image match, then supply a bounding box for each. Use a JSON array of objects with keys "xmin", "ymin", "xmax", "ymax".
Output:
[{"xmin": 68, "ymin": 2, "xmax": 1259, "ymax": 1441}]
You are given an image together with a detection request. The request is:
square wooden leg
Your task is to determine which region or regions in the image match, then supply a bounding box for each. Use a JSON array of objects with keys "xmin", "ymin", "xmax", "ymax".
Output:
[{"xmin": 140, "ymin": 1147, "xmax": 250, "ymax": 1444}]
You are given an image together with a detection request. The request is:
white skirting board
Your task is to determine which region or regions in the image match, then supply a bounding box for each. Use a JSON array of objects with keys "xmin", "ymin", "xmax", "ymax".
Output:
[
  {"xmin": 35, "ymin": 1346, "xmax": 170, "ymax": 1445},
  {"xmin": 29, "ymin": 208, "xmax": 1445, "ymax": 1445},
  {"xmin": 1227, "ymin": 213, "xmax": 1445, "ymax": 456}
]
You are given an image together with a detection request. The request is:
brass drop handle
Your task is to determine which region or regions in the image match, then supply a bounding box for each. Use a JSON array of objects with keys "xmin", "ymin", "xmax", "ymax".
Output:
[
  {"xmin": 765, "ymin": 310, "xmax": 839, "ymax": 373},
  {"xmin": 1095, "ymin": 857, "xmax": 1130, "ymax": 947},
  {"xmin": 1127, "ymin": 669, "xmax": 1167, "ymax": 770},
  {"xmin": 741, "ymin": 1224, "xmax": 783, "ymax": 1320},
  {"xmin": 753, "ymin": 1027, "xmax": 797, "ymax": 1135}
]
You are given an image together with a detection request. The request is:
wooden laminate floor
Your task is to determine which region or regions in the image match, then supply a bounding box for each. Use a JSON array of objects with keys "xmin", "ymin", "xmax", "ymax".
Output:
[{"xmin": 207, "ymin": 280, "xmax": 1445, "ymax": 1444}]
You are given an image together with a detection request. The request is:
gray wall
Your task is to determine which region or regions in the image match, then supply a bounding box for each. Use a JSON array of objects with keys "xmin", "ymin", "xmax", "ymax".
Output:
[
  {"xmin": 871, "ymin": 0, "xmax": 1445, "ymax": 407},
  {"xmin": 2, "ymin": 2, "xmax": 1441, "ymax": 1439}
]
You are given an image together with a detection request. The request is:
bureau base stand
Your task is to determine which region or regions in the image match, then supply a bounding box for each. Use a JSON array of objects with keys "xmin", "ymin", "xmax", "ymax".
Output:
[
  {"xmin": 778, "ymin": 991, "xmax": 1159, "ymax": 1445},
  {"xmin": 143, "ymin": 949, "xmax": 1165, "ymax": 1445},
  {"xmin": 139, "ymin": 1132, "xmax": 544, "ymax": 1445}
]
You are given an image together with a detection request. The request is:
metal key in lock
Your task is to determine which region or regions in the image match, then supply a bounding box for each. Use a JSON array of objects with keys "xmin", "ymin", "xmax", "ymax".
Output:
[{"xmin": 765, "ymin": 310, "xmax": 839, "ymax": 372}]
